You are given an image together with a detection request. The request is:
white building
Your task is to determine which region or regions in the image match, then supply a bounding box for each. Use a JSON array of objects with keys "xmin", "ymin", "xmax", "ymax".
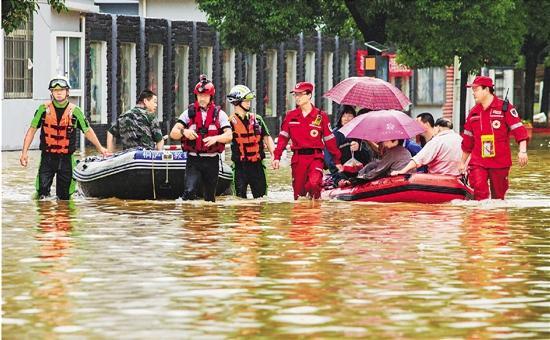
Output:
[{"xmin": 2, "ymin": 0, "xmax": 99, "ymax": 151}]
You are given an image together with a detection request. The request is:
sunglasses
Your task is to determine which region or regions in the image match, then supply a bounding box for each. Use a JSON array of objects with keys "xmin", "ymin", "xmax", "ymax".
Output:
[{"xmin": 49, "ymin": 78, "xmax": 70, "ymax": 89}]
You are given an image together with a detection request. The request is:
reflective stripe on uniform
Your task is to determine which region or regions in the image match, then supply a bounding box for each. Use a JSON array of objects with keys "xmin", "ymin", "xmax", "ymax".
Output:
[
  {"xmin": 279, "ymin": 130, "xmax": 289, "ymax": 138},
  {"xmin": 463, "ymin": 129, "xmax": 473, "ymax": 136},
  {"xmin": 510, "ymin": 122, "xmax": 523, "ymax": 130},
  {"xmin": 323, "ymin": 134, "xmax": 335, "ymax": 142}
]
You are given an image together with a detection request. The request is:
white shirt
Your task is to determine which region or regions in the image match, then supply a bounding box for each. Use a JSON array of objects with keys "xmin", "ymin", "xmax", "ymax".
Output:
[{"xmin": 412, "ymin": 129, "xmax": 463, "ymax": 176}]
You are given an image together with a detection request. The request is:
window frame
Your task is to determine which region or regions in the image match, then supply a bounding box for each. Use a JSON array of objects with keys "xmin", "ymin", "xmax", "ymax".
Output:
[
  {"xmin": 323, "ymin": 51, "xmax": 334, "ymax": 115},
  {"xmin": 265, "ymin": 49, "xmax": 277, "ymax": 117},
  {"xmin": 4, "ymin": 18, "xmax": 33, "ymax": 99},
  {"xmin": 119, "ymin": 42, "xmax": 137, "ymax": 115},
  {"xmin": 148, "ymin": 43, "xmax": 164, "ymax": 121},
  {"xmin": 89, "ymin": 41, "xmax": 108, "ymax": 124},
  {"xmin": 414, "ymin": 67, "xmax": 446, "ymax": 106},
  {"xmin": 199, "ymin": 47, "xmax": 213, "ymax": 77},
  {"xmin": 222, "ymin": 48, "xmax": 236, "ymax": 109},
  {"xmin": 51, "ymin": 31, "xmax": 85, "ymax": 97},
  {"xmin": 285, "ymin": 50, "xmax": 297, "ymax": 111},
  {"xmin": 174, "ymin": 44, "xmax": 189, "ymax": 115}
]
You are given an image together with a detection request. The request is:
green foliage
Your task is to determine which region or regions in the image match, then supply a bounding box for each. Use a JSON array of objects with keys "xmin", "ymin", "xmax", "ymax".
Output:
[
  {"xmin": 390, "ymin": 0, "xmax": 526, "ymax": 73},
  {"xmin": 2, "ymin": 0, "xmax": 67, "ymax": 35},
  {"xmin": 199, "ymin": 0, "xmax": 535, "ymax": 75}
]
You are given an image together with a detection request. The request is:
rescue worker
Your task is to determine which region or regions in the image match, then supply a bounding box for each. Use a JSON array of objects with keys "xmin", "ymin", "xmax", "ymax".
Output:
[
  {"xmin": 227, "ymin": 85, "xmax": 275, "ymax": 198},
  {"xmin": 169, "ymin": 75, "xmax": 232, "ymax": 202},
  {"xmin": 20, "ymin": 76, "xmax": 109, "ymax": 200},
  {"xmin": 106, "ymin": 89, "xmax": 164, "ymax": 152},
  {"xmin": 460, "ymin": 76, "xmax": 529, "ymax": 200},
  {"xmin": 272, "ymin": 82, "xmax": 343, "ymax": 200}
]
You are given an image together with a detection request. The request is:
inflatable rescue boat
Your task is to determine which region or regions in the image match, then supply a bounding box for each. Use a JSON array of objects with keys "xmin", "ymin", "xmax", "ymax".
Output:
[
  {"xmin": 322, "ymin": 173, "xmax": 473, "ymax": 203},
  {"xmin": 73, "ymin": 148, "xmax": 233, "ymax": 199}
]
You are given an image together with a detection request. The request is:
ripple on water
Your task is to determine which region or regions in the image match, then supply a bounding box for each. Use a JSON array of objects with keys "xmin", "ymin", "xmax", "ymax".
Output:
[
  {"xmin": 271, "ymin": 314, "xmax": 333, "ymax": 325},
  {"xmin": 1, "ymin": 318, "xmax": 28, "ymax": 325},
  {"xmin": 172, "ymin": 288, "xmax": 247, "ymax": 298},
  {"xmin": 281, "ymin": 325, "xmax": 368, "ymax": 335},
  {"xmin": 53, "ymin": 325, "xmax": 84, "ymax": 333},
  {"xmin": 280, "ymin": 306, "xmax": 320, "ymax": 314},
  {"xmin": 447, "ymin": 321, "xmax": 490, "ymax": 328}
]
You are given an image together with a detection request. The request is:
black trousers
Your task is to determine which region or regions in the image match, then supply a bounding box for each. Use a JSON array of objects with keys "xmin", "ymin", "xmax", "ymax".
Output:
[
  {"xmin": 233, "ymin": 160, "xmax": 267, "ymax": 198},
  {"xmin": 37, "ymin": 152, "xmax": 75, "ymax": 200},
  {"xmin": 182, "ymin": 155, "xmax": 220, "ymax": 202}
]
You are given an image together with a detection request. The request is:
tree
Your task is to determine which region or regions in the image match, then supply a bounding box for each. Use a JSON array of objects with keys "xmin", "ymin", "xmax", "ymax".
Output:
[
  {"xmin": 2, "ymin": 0, "xmax": 66, "ymax": 35},
  {"xmin": 198, "ymin": 0, "xmax": 524, "ymax": 72},
  {"xmin": 519, "ymin": 0, "xmax": 550, "ymax": 122},
  {"xmin": 198, "ymin": 0, "xmax": 526, "ymax": 127}
]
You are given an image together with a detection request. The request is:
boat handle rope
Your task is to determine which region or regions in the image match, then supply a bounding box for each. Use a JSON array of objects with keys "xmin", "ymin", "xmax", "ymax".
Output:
[{"xmin": 151, "ymin": 155, "xmax": 156, "ymax": 200}]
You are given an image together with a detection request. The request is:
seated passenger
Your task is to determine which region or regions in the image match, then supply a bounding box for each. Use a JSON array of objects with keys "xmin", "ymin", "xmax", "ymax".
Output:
[
  {"xmin": 325, "ymin": 106, "xmax": 374, "ymax": 187},
  {"xmin": 107, "ymin": 90, "xmax": 164, "ymax": 152},
  {"xmin": 354, "ymin": 139, "xmax": 412, "ymax": 182},
  {"xmin": 391, "ymin": 118, "xmax": 462, "ymax": 176},
  {"xmin": 416, "ymin": 112, "xmax": 436, "ymax": 146}
]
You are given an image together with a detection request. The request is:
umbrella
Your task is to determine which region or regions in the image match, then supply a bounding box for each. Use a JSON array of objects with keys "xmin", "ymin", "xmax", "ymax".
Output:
[
  {"xmin": 338, "ymin": 110, "xmax": 425, "ymax": 143},
  {"xmin": 323, "ymin": 77, "xmax": 411, "ymax": 110}
]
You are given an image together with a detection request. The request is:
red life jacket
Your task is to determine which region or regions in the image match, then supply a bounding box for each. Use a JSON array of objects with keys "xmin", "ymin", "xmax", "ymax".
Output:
[
  {"xmin": 229, "ymin": 112, "xmax": 262, "ymax": 162},
  {"xmin": 181, "ymin": 102, "xmax": 225, "ymax": 154},
  {"xmin": 42, "ymin": 101, "xmax": 76, "ymax": 154}
]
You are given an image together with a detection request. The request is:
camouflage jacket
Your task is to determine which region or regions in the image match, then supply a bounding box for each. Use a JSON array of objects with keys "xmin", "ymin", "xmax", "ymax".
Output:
[{"xmin": 108, "ymin": 106, "xmax": 163, "ymax": 150}]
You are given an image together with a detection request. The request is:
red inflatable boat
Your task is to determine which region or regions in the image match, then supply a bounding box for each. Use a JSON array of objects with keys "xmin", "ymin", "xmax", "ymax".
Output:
[{"xmin": 322, "ymin": 173, "xmax": 473, "ymax": 203}]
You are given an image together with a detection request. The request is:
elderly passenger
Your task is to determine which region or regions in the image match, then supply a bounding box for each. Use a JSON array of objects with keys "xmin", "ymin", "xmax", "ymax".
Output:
[{"xmin": 391, "ymin": 118, "xmax": 462, "ymax": 176}]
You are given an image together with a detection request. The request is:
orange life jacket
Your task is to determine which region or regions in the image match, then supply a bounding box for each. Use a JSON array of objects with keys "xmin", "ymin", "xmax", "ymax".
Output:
[
  {"xmin": 42, "ymin": 101, "xmax": 76, "ymax": 154},
  {"xmin": 181, "ymin": 102, "xmax": 225, "ymax": 154},
  {"xmin": 229, "ymin": 112, "xmax": 262, "ymax": 162}
]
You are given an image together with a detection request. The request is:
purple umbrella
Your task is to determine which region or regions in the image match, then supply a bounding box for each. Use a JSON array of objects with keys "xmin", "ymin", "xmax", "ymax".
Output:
[{"xmin": 338, "ymin": 110, "xmax": 425, "ymax": 142}]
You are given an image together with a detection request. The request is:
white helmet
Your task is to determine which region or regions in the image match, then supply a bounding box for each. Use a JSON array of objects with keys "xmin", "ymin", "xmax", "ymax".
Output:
[{"xmin": 227, "ymin": 85, "xmax": 255, "ymax": 105}]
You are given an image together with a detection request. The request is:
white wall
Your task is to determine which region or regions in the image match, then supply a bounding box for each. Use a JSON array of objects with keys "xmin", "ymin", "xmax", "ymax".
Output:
[
  {"xmin": 140, "ymin": 0, "xmax": 207, "ymax": 21},
  {"xmin": 2, "ymin": 5, "xmax": 87, "ymax": 151}
]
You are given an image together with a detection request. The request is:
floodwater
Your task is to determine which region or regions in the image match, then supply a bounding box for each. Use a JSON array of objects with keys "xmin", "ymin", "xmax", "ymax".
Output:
[{"xmin": 2, "ymin": 135, "xmax": 550, "ymax": 339}]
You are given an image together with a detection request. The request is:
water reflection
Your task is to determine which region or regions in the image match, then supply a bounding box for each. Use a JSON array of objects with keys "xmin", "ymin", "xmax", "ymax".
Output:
[{"xmin": 2, "ymin": 134, "xmax": 550, "ymax": 338}]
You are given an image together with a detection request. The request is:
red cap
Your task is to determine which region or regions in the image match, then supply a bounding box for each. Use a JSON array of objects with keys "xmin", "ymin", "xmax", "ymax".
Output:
[
  {"xmin": 290, "ymin": 82, "xmax": 314, "ymax": 93},
  {"xmin": 465, "ymin": 76, "xmax": 494, "ymax": 88}
]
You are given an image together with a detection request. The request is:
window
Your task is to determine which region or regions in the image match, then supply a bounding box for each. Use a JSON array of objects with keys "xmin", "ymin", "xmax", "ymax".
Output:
[
  {"xmin": 120, "ymin": 43, "xmax": 136, "ymax": 114},
  {"xmin": 323, "ymin": 52, "xmax": 333, "ymax": 115},
  {"xmin": 305, "ymin": 51, "xmax": 315, "ymax": 101},
  {"xmin": 244, "ymin": 54, "xmax": 256, "ymax": 112},
  {"xmin": 4, "ymin": 18, "xmax": 33, "ymax": 98},
  {"xmin": 340, "ymin": 53, "xmax": 349, "ymax": 81},
  {"xmin": 415, "ymin": 67, "xmax": 445, "ymax": 105},
  {"xmin": 199, "ymin": 47, "xmax": 213, "ymax": 78},
  {"xmin": 148, "ymin": 44, "xmax": 163, "ymax": 121},
  {"xmin": 89, "ymin": 41, "xmax": 108, "ymax": 124},
  {"xmin": 493, "ymin": 69, "xmax": 505, "ymax": 98},
  {"xmin": 55, "ymin": 35, "xmax": 83, "ymax": 91},
  {"xmin": 174, "ymin": 45, "xmax": 189, "ymax": 115},
  {"xmin": 285, "ymin": 51, "xmax": 297, "ymax": 110},
  {"xmin": 222, "ymin": 49, "xmax": 235, "ymax": 110},
  {"xmin": 265, "ymin": 50, "xmax": 277, "ymax": 116}
]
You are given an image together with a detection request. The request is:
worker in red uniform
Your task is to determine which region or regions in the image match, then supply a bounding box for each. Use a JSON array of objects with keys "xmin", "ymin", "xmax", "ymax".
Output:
[
  {"xmin": 460, "ymin": 76, "xmax": 529, "ymax": 200},
  {"xmin": 272, "ymin": 82, "xmax": 343, "ymax": 199}
]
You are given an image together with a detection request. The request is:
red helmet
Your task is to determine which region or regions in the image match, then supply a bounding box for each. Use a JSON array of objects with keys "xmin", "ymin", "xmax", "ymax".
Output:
[{"xmin": 194, "ymin": 74, "xmax": 215, "ymax": 96}]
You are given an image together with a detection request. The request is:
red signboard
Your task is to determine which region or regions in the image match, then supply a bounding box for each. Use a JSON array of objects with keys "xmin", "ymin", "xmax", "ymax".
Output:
[
  {"xmin": 355, "ymin": 50, "xmax": 369, "ymax": 76},
  {"xmin": 387, "ymin": 54, "xmax": 412, "ymax": 77}
]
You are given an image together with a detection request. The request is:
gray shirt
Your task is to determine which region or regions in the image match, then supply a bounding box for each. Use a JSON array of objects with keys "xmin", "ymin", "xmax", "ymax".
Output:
[{"xmin": 358, "ymin": 145, "xmax": 412, "ymax": 181}]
